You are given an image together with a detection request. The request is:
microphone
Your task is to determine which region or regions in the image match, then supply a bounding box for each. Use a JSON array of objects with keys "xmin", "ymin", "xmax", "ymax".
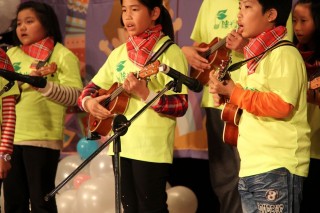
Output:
[
  {"xmin": 158, "ymin": 64, "xmax": 203, "ymax": 93},
  {"xmin": 0, "ymin": 69, "xmax": 47, "ymax": 88}
]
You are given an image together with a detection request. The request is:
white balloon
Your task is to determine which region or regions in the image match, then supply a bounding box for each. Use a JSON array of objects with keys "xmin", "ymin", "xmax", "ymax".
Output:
[
  {"xmin": 89, "ymin": 151, "xmax": 113, "ymax": 178},
  {"xmin": 56, "ymin": 189, "xmax": 77, "ymax": 213},
  {"xmin": 76, "ymin": 174, "xmax": 116, "ymax": 213},
  {"xmin": 167, "ymin": 186, "xmax": 198, "ymax": 213},
  {"xmin": 55, "ymin": 154, "xmax": 90, "ymax": 192}
]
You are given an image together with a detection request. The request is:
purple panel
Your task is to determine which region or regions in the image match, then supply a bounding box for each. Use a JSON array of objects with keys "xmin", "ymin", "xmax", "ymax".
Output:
[{"xmin": 85, "ymin": 0, "xmax": 118, "ymax": 79}]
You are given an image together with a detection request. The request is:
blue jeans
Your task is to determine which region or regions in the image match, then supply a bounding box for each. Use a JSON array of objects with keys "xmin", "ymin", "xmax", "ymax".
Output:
[{"xmin": 238, "ymin": 167, "xmax": 304, "ymax": 213}]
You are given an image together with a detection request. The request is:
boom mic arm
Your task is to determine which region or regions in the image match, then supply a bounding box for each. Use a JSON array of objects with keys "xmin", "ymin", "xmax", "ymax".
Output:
[
  {"xmin": 0, "ymin": 69, "xmax": 47, "ymax": 88},
  {"xmin": 158, "ymin": 64, "xmax": 203, "ymax": 93}
]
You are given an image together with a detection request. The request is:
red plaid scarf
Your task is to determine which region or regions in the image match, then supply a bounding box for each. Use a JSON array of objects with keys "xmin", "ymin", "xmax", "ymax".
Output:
[
  {"xmin": 244, "ymin": 26, "xmax": 287, "ymax": 74},
  {"xmin": 297, "ymin": 44, "xmax": 320, "ymax": 79},
  {"xmin": 126, "ymin": 24, "xmax": 164, "ymax": 67},
  {"xmin": 21, "ymin": 37, "xmax": 54, "ymax": 68},
  {"xmin": 0, "ymin": 48, "xmax": 14, "ymax": 72}
]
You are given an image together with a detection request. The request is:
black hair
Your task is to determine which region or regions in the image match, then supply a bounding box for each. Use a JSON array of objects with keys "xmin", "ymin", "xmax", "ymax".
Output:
[
  {"xmin": 258, "ymin": 0, "xmax": 292, "ymax": 27},
  {"xmin": 293, "ymin": 0, "xmax": 320, "ymax": 61},
  {"xmin": 120, "ymin": 0, "xmax": 174, "ymax": 41},
  {"xmin": 12, "ymin": 1, "xmax": 62, "ymax": 45}
]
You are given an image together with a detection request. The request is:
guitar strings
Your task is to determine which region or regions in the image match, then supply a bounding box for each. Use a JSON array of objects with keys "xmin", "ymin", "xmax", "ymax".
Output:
[
  {"xmin": 204, "ymin": 37, "xmax": 227, "ymax": 58},
  {"xmin": 99, "ymin": 85, "xmax": 123, "ymax": 107},
  {"xmin": 205, "ymin": 24, "xmax": 239, "ymax": 58}
]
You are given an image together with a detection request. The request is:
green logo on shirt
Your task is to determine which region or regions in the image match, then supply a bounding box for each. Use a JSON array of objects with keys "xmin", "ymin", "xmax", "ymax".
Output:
[
  {"xmin": 12, "ymin": 62, "xmax": 21, "ymax": 72},
  {"xmin": 116, "ymin": 61, "xmax": 125, "ymax": 72},
  {"xmin": 214, "ymin": 9, "xmax": 237, "ymax": 30},
  {"xmin": 116, "ymin": 60, "xmax": 127, "ymax": 82},
  {"xmin": 217, "ymin": 10, "xmax": 227, "ymax": 20}
]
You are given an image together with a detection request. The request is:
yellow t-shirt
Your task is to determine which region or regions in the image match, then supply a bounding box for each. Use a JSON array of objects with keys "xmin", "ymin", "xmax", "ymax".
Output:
[
  {"xmin": 92, "ymin": 36, "xmax": 188, "ymax": 163},
  {"xmin": 237, "ymin": 44, "xmax": 310, "ymax": 177},
  {"xmin": 7, "ymin": 43, "xmax": 83, "ymax": 147},
  {"xmin": 190, "ymin": 0, "xmax": 243, "ymax": 108}
]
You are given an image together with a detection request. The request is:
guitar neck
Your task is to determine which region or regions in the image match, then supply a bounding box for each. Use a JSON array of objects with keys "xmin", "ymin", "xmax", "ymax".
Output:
[
  {"xmin": 111, "ymin": 85, "xmax": 124, "ymax": 100},
  {"xmin": 100, "ymin": 84, "xmax": 124, "ymax": 108},
  {"xmin": 208, "ymin": 37, "xmax": 227, "ymax": 56},
  {"xmin": 109, "ymin": 71, "xmax": 140, "ymax": 101},
  {"xmin": 105, "ymin": 71, "xmax": 140, "ymax": 104}
]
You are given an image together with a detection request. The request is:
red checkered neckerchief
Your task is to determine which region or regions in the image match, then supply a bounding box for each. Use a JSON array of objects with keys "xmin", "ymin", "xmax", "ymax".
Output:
[
  {"xmin": 0, "ymin": 48, "xmax": 14, "ymax": 72},
  {"xmin": 126, "ymin": 24, "xmax": 164, "ymax": 68},
  {"xmin": 296, "ymin": 43, "xmax": 320, "ymax": 79},
  {"xmin": 21, "ymin": 37, "xmax": 54, "ymax": 68},
  {"xmin": 244, "ymin": 26, "xmax": 287, "ymax": 74}
]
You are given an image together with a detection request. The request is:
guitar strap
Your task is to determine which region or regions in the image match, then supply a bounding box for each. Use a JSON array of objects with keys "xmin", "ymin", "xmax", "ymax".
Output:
[
  {"xmin": 226, "ymin": 40, "xmax": 294, "ymax": 72},
  {"xmin": 145, "ymin": 39, "xmax": 175, "ymax": 65},
  {"xmin": 36, "ymin": 48, "xmax": 53, "ymax": 69}
]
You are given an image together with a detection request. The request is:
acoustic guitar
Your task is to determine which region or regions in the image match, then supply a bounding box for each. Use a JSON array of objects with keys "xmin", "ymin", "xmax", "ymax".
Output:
[
  {"xmin": 190, "ymin": 37, "xmax": 231, "ymax": 86},
  {"xmin": 88, "ymin": 60, "xmax": 161, "ymax": 137},
  {"xmin": 216, "ymin": 59, "xmax": 241, "ymax": 147}
]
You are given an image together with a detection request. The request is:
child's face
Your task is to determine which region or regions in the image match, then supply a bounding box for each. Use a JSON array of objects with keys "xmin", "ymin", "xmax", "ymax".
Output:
[
  {"xmin": 121, "ymin": 0, "xmax": 158, "ymax": 36},
  {"xmin": 238, "ymin": 0, "xmax": 274, "ymax": 38},
  {"xmin": 293, "ymin": 3, "xmax": 315, "ymax": 45},
  {"xmin": 16, "ymin": 8, "xmax": 47, "ymax": 45}
]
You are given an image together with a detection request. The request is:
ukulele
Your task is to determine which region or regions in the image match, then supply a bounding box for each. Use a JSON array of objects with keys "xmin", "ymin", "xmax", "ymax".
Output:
[
  {"xmin": 190, "ymin": 37, "xmax": 231, "ymax": 86},
  {"xmin": 88, "ymin": 60, "xmax": 161, "ymax": 137},
  {"xmin": 216, "ymin": 59, "xmax": 242, "ymax": 147}
]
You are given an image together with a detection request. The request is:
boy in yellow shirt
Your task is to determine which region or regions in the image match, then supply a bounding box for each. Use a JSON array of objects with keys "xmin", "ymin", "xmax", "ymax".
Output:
[{"xmin": 209, "ymin": 0, "xmax": 310, "ymax": 212}]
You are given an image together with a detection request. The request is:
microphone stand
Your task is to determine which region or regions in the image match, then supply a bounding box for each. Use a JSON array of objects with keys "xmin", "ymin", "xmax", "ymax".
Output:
[
  {"xmin": 45, "ymin": 80, "xmax": 181, "ymax": 213},
  {"xmin": 0, "ymin": 81, "xmax": 15, "ymax": 96}
]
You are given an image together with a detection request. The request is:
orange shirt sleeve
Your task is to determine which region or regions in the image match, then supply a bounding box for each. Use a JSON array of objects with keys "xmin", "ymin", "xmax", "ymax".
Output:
[{"xmin": 229, "ymin": 85, "xmax": 293, "ymax": 118}]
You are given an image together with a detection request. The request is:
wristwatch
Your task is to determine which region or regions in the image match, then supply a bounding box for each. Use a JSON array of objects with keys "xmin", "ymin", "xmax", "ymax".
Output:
[{"xmin": 0, "ymin": 153, "xmax": 11, "ymax": 162}]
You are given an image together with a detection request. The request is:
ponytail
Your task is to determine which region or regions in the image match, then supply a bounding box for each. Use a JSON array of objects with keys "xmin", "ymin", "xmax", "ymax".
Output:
[{"xmin": 157, "ymin": 5, "xmax": 174, "ymax": 41}]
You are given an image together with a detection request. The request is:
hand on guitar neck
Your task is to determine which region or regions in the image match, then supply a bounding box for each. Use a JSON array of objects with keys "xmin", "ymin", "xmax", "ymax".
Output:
[
  {"xmin": 186, "ymin": 28, "xmax": 247, "ymax": 86},
  {"xmin": 187, "ymin": 37, "xmax": 231, "ymax": 86},
  {"xmin": 208, "ymin": 64, "xmax": 241, "ymax": 146},
  {"xmin": 226, "ymin": 28, "xmax": 248, "ymax": 54},
  {"xmin": 208, "ymin": 62, "xmax": 234, "ymax": 106},
  {"xmin": 86, "ymin": 60, "xmax": 161, "ymax": 137},
  {"xmin": 31, "ymin": 62, "xmax": 58, "ymax": 77}
]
